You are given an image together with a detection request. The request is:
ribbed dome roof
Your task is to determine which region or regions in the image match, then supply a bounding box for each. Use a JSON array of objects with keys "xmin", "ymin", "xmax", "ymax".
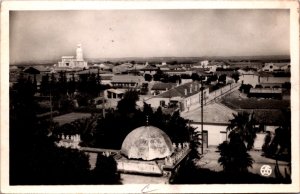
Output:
[{"xmin": 121, "ymin": 126, "xmax": 173, "ymax": 160}]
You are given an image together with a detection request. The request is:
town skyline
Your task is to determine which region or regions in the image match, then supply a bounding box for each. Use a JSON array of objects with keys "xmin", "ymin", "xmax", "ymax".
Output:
[{"xmin": 10, "ymin": 9, "xmax": 289, "ymax": 64}]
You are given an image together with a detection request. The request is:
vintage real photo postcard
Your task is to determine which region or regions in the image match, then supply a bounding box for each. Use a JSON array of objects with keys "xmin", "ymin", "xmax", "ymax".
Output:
[{"xmin": 1, "ymin": 0, "xmax": 299, "ymax": 193}]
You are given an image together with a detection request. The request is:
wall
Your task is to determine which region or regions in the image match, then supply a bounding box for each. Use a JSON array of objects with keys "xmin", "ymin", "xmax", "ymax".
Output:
[
  {"xmin": 190, "ymin": 123, "xmax": 228, "ymax": 146},
  {"xmin": 117, "ymin": 160, "xmax": 162, "ymax": 175},
  {"xmin": 145, "ymin": 97, "xmax": 171, "ymax": 108},
  {"xmin": 191, "ymin": 122, "xmax": 276, "ymax": 150},
  {"xmin": 239, "ymin": 74, "xmax": 259, "ymax": 87},
  {"xmin": 259, "ymin": 76, "xmax": 290, "ymax": 84},
  {"xmin": 182, "ymin": 88, "xmax": 209, "ymax": 112},
  {"xmin": 206, "ymin": 83, "xmax": 240, "ymax": 104}
]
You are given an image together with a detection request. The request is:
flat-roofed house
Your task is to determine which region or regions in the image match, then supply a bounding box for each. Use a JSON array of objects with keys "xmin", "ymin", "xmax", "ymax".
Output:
[
  {"xmin": 139, "ymin": 64, "xmax": 159, "ymax": 75},
  {"xmin": 248, "ymin": 88, "xmax": 283, "ymax": 99},
  {"xmin": 150, "ymin": 82, "xmax": 177, "ymax": 95},
  {"xmin": 111, "ymin": 75, "xmax": 145, "ymax": 89}
]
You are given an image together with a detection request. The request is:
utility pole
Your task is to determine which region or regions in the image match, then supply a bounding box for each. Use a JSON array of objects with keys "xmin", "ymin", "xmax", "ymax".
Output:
[
  {"xmin": 102, "ymin": 91, "xmax": 106, "ymax": 119},
  {"xmin": 200, "ymin": 77, "xmax": 204, "ymax": 155},
  {"xmin": 50, "ymin": 87, "xmax": 53, "ymax": 122}
]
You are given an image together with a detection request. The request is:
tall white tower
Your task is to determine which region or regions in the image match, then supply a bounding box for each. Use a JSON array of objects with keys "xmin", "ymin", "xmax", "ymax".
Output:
[{"xmin": 76, "ymin": 44, "xmax": 83, "ymax": 61}]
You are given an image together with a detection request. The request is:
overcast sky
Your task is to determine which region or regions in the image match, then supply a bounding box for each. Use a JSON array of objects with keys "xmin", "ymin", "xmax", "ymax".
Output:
[{"xmin": 10, "ymin": 9, "xmax": 289, "ymax": 64}]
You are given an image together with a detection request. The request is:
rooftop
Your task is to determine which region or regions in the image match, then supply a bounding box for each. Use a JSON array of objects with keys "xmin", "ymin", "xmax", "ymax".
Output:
[
  {"xmin": 111, "ymin": 75, "xmax": 144, "ymax": 83},
  {"xmin": 121, "ymin": 125, "xmax": 173, "ymax": 160},
  {"xmin": 153, "ymin": 81, "xmax": 206, "ymax": 99},
  {"xmin": 151, "ymin": 82, "xmax": 176, "ymax": 91},
  {"xmin": 181, "ymin": 102, "xmax": 237, "ymax": 124}
]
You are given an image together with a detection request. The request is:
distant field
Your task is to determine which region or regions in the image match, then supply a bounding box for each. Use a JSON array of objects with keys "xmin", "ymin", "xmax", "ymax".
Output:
[
  {"xmin": 220, "ymin": 91, "xmax": 290, "ymax": 125},
  {"xmin": 53, "ymin": 112, "xmax": 92, "ymax": 126},
  {"xmin": 221, "ymin": 97, "xmax": 290, "ymax": 110}
]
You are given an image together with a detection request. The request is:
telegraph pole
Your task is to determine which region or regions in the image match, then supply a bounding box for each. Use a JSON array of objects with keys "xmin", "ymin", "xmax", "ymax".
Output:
[
  {"xmin": 102, "ymin": 92, "xmax": 106, "ymax": 118},
  {"xmin": 50, "ymin": 85, "xmax": 53, "ymax": 122},
  {"xmin": 200, "ymin": 77, "xmax": 204, "ymax": 155}
]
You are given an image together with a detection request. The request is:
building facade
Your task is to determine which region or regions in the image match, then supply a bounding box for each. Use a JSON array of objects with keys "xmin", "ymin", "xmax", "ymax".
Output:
[{"xmin": 58, "ymin": 44, "xmax": 88, "ymax": 69}]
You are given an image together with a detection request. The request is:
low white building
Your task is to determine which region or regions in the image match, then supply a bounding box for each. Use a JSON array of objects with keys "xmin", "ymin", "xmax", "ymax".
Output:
[
  {"xmin": 111, "ymin": 75, "xmax": 145, "ymax": 89},
  {"xmin": 261, "ymin": 63, "xmax": 290, "ymax": 72}
]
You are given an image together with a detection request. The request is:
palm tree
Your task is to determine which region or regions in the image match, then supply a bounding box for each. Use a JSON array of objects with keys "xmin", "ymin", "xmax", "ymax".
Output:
[
  {"xmin": 218, "ymin": 133, "xmax": 254, "ymax": 173},
  {"xmin": 217, "ymin": 112, "xmax": 256, "ymax": 173},
  {"xmin": 227, "ymin": 112, "xmax": 257, "ymax": 150},
  {"xmin": 189, "ymin": 126, "xmax": 202, "ymax": 160}
]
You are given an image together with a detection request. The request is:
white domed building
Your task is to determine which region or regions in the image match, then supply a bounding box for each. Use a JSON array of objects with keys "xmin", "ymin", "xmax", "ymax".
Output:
[
  {"xmin": 113, "ymin": 125, "xmax": 191, "ymax": 183},
  {"xmin": 121, "ymin": 126, "xmax": 174, "ymax": 160}
]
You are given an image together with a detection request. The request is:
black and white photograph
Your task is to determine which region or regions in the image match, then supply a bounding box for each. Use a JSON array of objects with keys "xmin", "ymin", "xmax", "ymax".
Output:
[{"xmin": 1, "ymin": 0, "xmax": 299, "ymax": 193}]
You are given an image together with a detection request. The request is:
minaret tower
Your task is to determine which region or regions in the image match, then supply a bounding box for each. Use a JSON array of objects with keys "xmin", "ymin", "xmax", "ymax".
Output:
[{"xmin": 76, "ymin": 44, "xmax": 83, "ymax": 61}]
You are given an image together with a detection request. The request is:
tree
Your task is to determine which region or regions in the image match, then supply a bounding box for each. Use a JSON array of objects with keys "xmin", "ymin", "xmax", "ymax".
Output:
[
  {"xmin": 263, "ymin": 109, "xmax": 291, "ymax": 161},
  {"xmin": 180, "ymin": 74, "xmax": 191, "ymax": 79},
  {"xmin": 282, "ymin": 82, "xmax": 291, "ymax": 90},
  {"xmin": 227, "ymin": 112, "xmax": 257, "ymax": 150},
  {"xmin": 206, "ymin": 74, "xmax": 218, "ymax": 85},
  {"xmin": 10, "ymin": 74, "xmax": 91, "ymax": 185},
  {"xmin": 188, "ymin": 126, "xmax": 202, "ymax": 160},
  {"xmin": 218, "ymin": 74, "xmax": 226, "ymax": 84},
  {"xmin": 91, "ymin": 154, "xmax": 120, "ymax": 184},
  {"xmin": 144, "ymin": 73, "xmax": 152, "ymax": 82},
  {"xmin": 143, "ymin": 102, "xmax": 153, "ymax": 116},
  {"xmin": 117, "ymin": 90, "xmax": 139, "ymax": 115},
  {"xmin": 72, "ymin": 115, "xmax": 99, "ymax": 147},
  {"xmin": 191, "ymin": 73, "xmax": 200, "ymax": 81},
  {"xmin": 153, "ymin": 69, "xmax": 167, "ymax": 81},
  {"xmin": 164, "ymin": 110, "xmax": 190, "ymax": 143},
  {"xmin": 168, "ymin": 75, "xmax": 181, "ymax": 83},
  {"xmin": 37, "ymin": 147, "xmax": 91, "ymax": 184},
  {"xmin": 218, "ymin": 133, "xmax": 254, "ymax": 173},
  {"xmin": 239, "ymin": 84, "xmax": 253, "ymax": 95},
  {"xmin": 231, "ymin": 72, "xmax": 240, "ymax": 83},
  {"xmin": 40, "ymin": 74, "xmax": 50, "ymax": 96}
]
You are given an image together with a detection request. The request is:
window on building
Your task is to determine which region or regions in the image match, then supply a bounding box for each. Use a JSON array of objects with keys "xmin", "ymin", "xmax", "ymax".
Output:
[
  {"xmin": 160, "ymin": 100, "xmax": 166, "ymax": 107},
  {"xmin": 107, "ymin": 92, "xmax": 112, "ymax": 99},
  {"xmin": 66, "ymin": 63, "xmax": 69, "ymax": 66},
  {"xmin": 270, "ymin": 65, "xmax": 273, "ymax": 69}
]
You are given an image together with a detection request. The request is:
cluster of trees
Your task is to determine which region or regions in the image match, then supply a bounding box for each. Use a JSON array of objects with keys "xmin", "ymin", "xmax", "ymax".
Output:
[
  {"xmin": 239, "ymin": 84, "xmax": 253, "ymax": 94},
  {"xmin": 39, "ymin": 71, "xmax": 110, "ymax": 112},
  {"xmin": 93, "ymin": 90, "xmax": 193, "ymax": 149},
  {"xmin": 151, "ymin": 69, "xmax": 230, "ymax": 86},
  {"xmin": 10, "ymin": 76, "xmax": 119, "ymax": 185},
  {"xmin": 10, "ymin": 76, "xmax": 198, "ymax": 184},
  {"xmin": 152, "ymin": 69, "xmax": 182, "ymax": 83},
  {"xmin": 219, "ymin": 111, "xmax": 290, "ymax": 171}
]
